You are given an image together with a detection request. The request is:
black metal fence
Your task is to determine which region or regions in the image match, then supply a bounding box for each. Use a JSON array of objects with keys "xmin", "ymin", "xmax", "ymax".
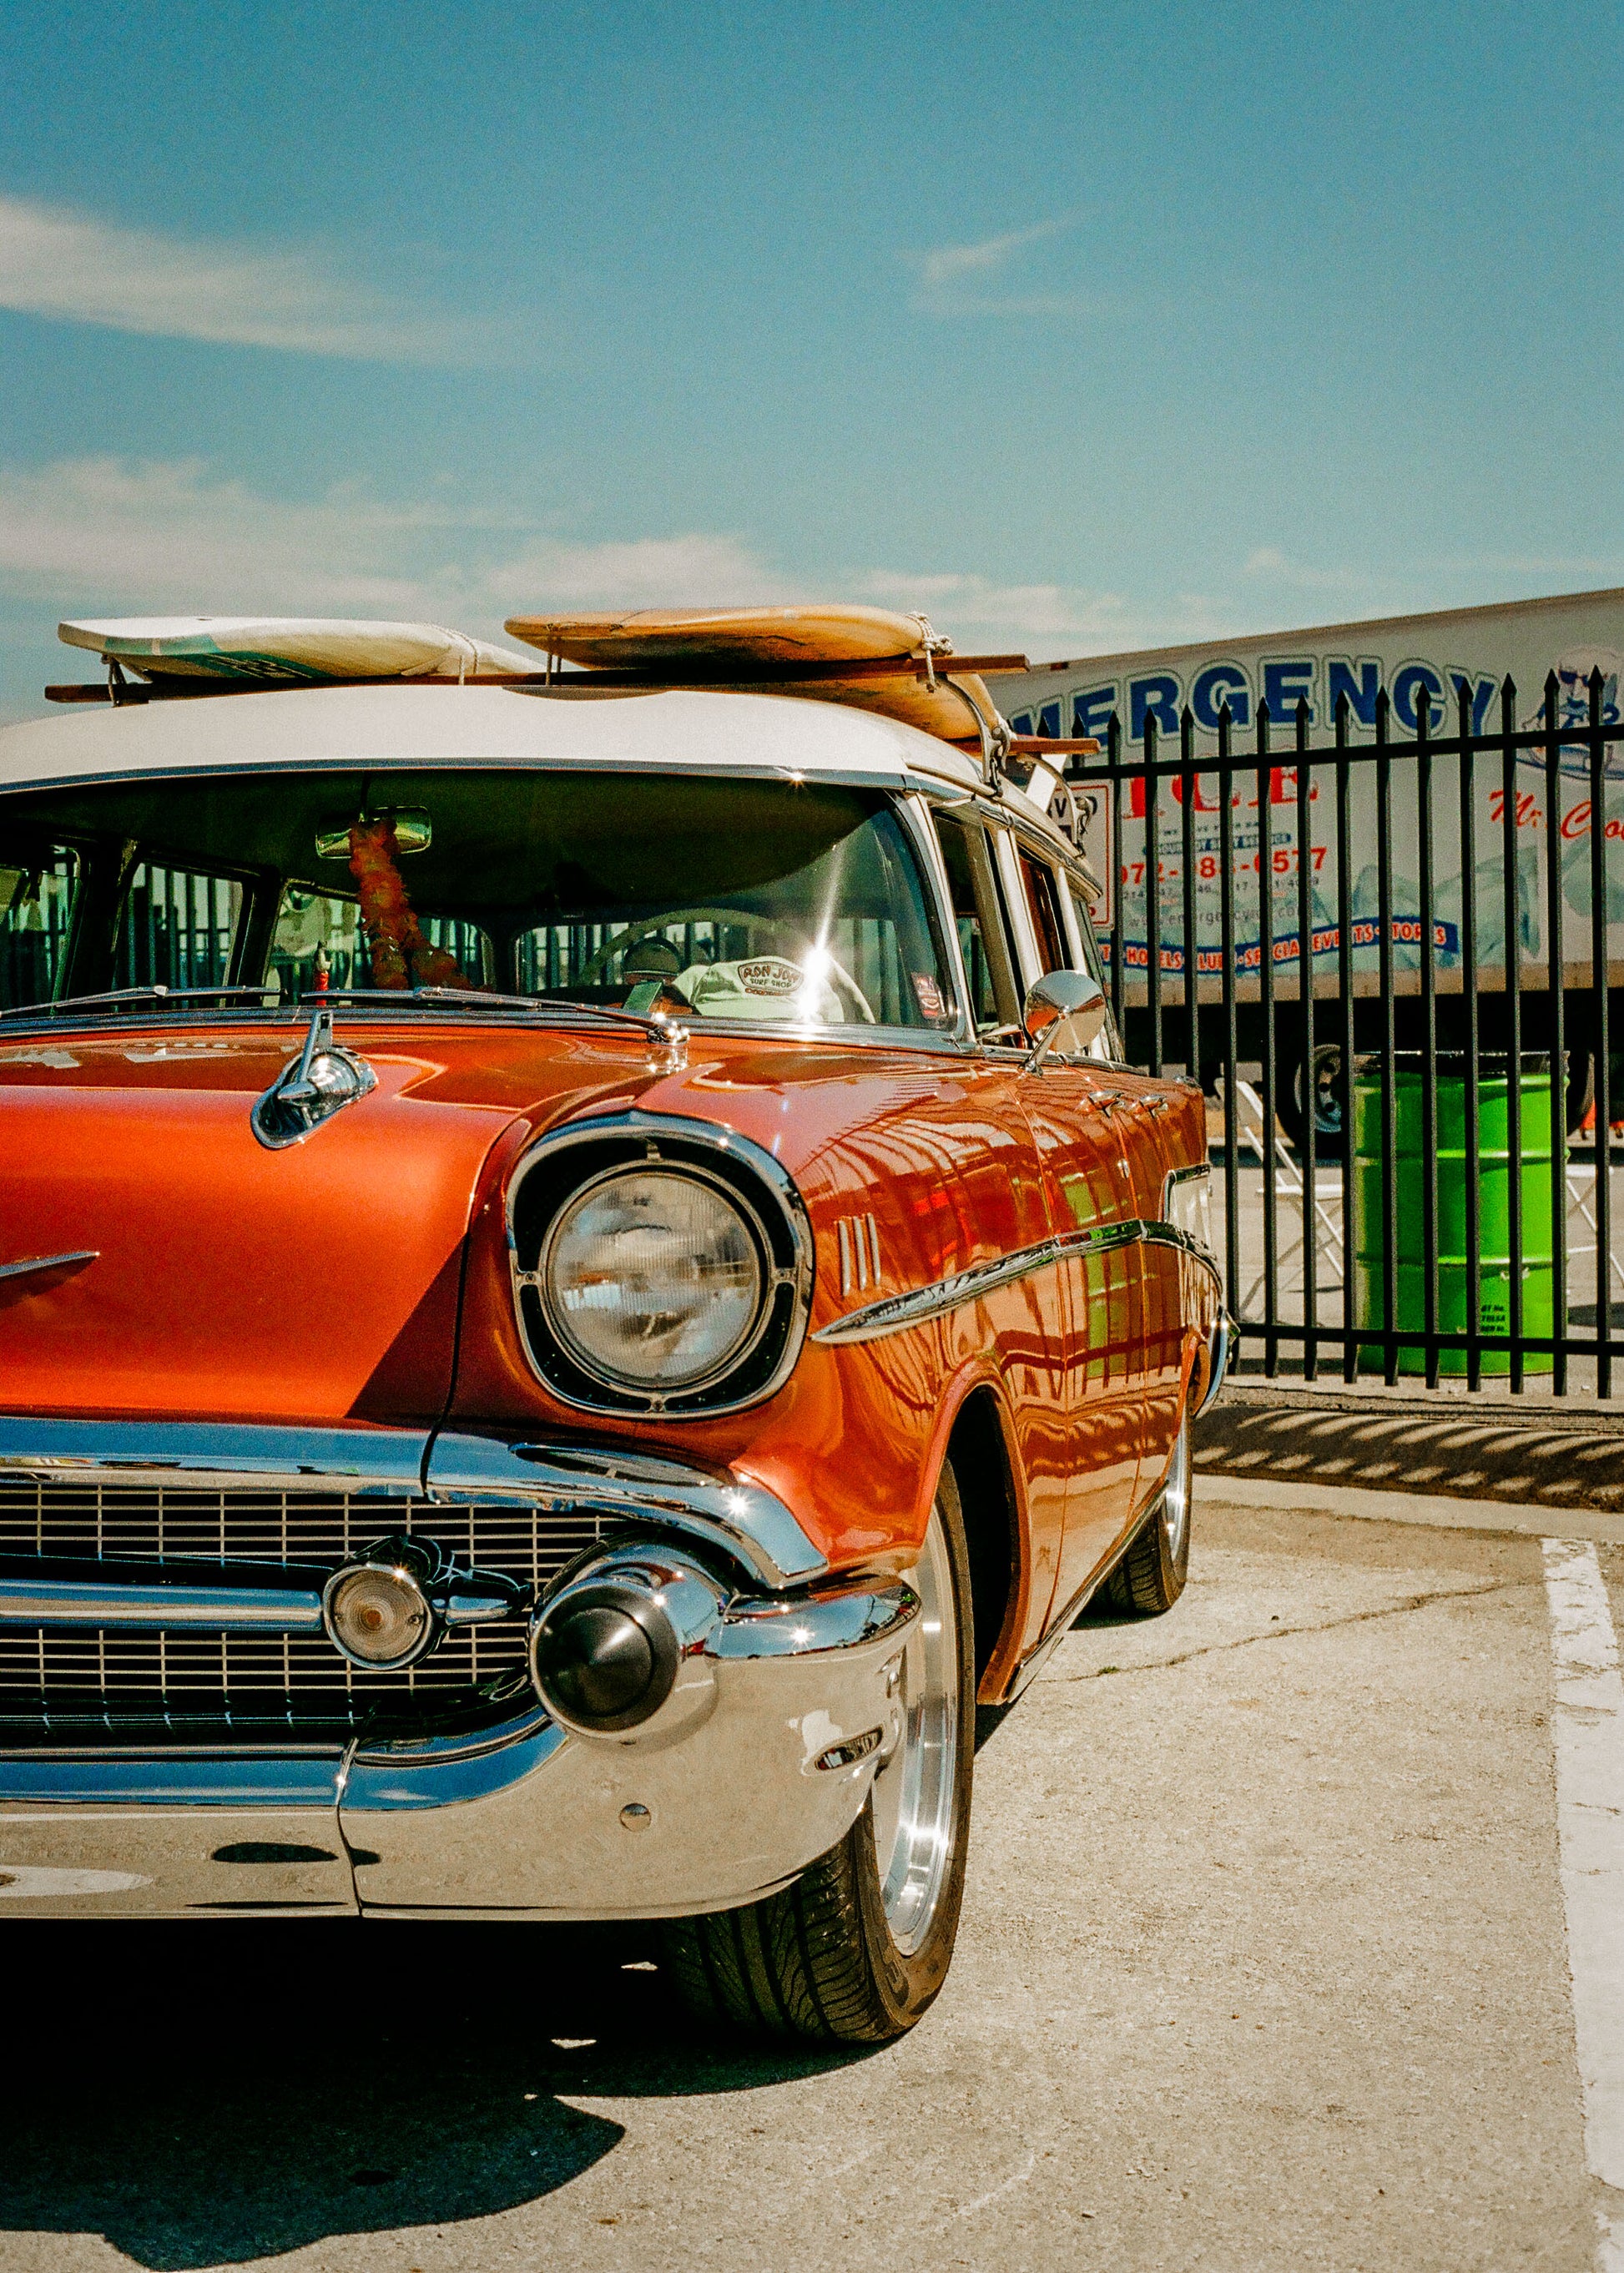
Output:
[{"xmin": 1062, "ymin": 672, "xmax": 1624, "ymax": 1394}]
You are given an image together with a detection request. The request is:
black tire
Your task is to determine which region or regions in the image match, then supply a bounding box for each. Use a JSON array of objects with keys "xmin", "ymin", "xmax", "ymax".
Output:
[
  {"xmin": 1106, "ymin": 1414, "xmax": 1192, "ymax": 1616},
  {"xmin": 663, "ymin": 1464, "xmax": 976, "ymax": 2044},
  {"xmin": 1277, "ymin": 1040, "xmax": 1346, "ymax": 1161}
]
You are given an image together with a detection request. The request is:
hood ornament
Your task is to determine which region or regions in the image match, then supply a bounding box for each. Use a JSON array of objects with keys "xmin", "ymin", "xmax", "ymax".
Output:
[{"xmin": 250, "ymin": 1002, "xmax": 377, "ymax": 1151}]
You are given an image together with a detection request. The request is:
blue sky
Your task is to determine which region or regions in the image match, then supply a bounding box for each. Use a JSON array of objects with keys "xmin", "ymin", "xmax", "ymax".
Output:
[{"xmin": 1, "ymin": 0, "xmax": 1620, "ymax": 718}]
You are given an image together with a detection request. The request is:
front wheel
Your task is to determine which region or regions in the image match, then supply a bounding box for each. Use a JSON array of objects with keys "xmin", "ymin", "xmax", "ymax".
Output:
[{"xmin": 663, "ymin": 1465, "xmax": 976, "ymax": 2044}]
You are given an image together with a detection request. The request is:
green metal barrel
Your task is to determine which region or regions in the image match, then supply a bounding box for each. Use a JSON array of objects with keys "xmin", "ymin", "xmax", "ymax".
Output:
[{"xmin": 1351, "ymin": 1055, "xmax": 1558, "ymax": 1375}]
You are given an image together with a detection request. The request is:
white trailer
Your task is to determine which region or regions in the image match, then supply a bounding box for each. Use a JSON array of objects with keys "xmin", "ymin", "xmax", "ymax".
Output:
[{"xmin": 994, "ymin": 587, "xmax": 1624, "ymax": 1146}]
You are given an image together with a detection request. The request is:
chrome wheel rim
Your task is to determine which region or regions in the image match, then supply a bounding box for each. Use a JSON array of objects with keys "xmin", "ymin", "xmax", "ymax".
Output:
[
  {"xmin": 1162, "ymin": 1419, "xmax": 1191, "ymax": 1564},
  {"xmin": 868, "ymin": 1503, "xmax": 960, "ymax": 1958}
]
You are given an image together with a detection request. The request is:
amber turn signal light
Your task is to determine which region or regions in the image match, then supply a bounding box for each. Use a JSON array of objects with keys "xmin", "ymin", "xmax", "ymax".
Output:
[{"xmin": 322, "ymin": 1539, "xmax": 438, "ymax": 1671}]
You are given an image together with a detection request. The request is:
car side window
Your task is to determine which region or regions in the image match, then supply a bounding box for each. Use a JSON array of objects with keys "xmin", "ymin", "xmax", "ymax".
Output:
[
  {"xmin": 1068, "ymin": 876, "xmax": 1109, "ymax": 990},
  {"xmin": 932, "ymin": 811, "xmax": 1022, "ymax": 1036},
  {"xmin": 0, "ymin": 843, "xmax": 78, "ymax": 1010},
  {"xmin": 1017, "ymin": 848, "xmax": 1067, "ymax": 975},
  {"xmin": 113, "ymin": 862, "xmax": 245, "ymax": 992},
  {"xmin": 1058, "ymin": 866, "xmax": 1122, "ymax": 1061}
]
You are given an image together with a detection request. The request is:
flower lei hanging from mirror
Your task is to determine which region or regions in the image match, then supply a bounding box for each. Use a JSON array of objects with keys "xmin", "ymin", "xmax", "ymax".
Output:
[{"xmin": 346, "ymin": 818, "xmax": 472, "ymax": 990}]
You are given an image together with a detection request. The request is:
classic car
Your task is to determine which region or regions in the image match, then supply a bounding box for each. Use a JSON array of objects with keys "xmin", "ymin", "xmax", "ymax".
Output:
[{"xmin": 0, "ymin": 612, "xmax": 1225, "ymax": 2043}]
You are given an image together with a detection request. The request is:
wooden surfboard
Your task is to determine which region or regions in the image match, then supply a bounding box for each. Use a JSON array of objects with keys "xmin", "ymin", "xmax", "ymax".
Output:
[{"xmin": 502, "ymin": 604, "xmax": 1001, "ymax": 745}]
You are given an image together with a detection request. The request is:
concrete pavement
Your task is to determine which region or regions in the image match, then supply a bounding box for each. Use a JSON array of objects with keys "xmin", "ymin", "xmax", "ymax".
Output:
[{"xmin": 0, "ymin": 1489, "xmax": 1611, "ymax": 2272}]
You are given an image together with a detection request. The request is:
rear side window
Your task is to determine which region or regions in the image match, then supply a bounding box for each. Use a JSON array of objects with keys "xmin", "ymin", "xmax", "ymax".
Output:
[
  {"xmin": 1018, "ymin": 849, "xmax": 1067, "ymax": 974},
  {"xmin": 1068, "ymin": 874, "xmax": 1109, "ymax": 989},
  {"xmin": 113, "ymin": 864, "xmax": 244, "ymax": 992},
  {"xmin": 0, "ymin": 845, "xmax": 78, "ymax": 1010}
]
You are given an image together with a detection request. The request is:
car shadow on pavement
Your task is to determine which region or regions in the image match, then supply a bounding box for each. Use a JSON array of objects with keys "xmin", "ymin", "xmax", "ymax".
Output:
[{"xmin": 0, "ymin": 1920, "xmax": 869, "ymax": 2267}]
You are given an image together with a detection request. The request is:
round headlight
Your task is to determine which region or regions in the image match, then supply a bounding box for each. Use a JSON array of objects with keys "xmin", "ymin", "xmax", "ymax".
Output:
[{"xmin": 540, "ymin": 1167, "xmax": 764, "ymax": 1392}]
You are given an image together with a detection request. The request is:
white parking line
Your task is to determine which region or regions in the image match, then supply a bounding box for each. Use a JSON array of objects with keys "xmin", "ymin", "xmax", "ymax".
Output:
[{"xmin": 1543, "ymin": 1538, "xmax": 1624, "ymax": 2270}]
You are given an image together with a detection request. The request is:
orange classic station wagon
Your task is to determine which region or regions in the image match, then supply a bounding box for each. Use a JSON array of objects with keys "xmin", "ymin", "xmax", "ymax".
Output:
[{"xmin": 0, "ymin": 606, "xmax": 1226, "ymax": 2042}]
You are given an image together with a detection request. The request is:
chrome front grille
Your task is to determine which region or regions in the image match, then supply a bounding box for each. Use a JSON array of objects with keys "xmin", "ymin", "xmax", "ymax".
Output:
[
  {"xmin": 0, "ymin": 1626, "xmax": 532, "ymax": 1734},
  {"xmin": 0, "ymin": 1479, "xmax": 613, "ymax": 1740},
  {"xmin": 0, "ymin": 1481, "xmax": 604, "ymax": 1582}
]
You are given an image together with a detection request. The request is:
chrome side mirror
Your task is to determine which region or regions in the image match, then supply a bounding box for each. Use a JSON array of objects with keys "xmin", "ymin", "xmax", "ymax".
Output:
[{"xmin": 1021, "ymin": 969, "xmax": 1107, "ymax": 1072}]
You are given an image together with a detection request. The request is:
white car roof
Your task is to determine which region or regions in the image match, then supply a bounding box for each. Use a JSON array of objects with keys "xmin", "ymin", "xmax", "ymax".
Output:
[
  {"xmin": 0, "ymin": 680, "xmax": 1086, "ymax": 867},
  {"xmin": 0, "ymin": 683, "xmax": 983, "ymax": 792}
]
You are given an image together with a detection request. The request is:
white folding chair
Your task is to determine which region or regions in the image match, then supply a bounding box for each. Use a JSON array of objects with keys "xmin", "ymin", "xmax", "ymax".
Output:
[
  {"xmin": 1566, "ymin": 1152, "xmax": 1624, "ymax": 1305},
  {"xmin": 1231, "ymin": 1078, "xmax": 1345, "ymax": 1314}
]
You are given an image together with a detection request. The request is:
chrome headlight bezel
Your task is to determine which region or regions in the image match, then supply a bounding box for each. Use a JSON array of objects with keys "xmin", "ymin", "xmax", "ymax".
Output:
[{"xmin": 507, "ymin": 1113, "xmax": 815, "ymax": 1419}]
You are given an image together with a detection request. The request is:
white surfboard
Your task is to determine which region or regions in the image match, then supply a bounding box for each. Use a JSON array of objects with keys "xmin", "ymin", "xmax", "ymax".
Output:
[{"xmin": 58, "ymin": 617, "xmax": 537, "ymax": 684}]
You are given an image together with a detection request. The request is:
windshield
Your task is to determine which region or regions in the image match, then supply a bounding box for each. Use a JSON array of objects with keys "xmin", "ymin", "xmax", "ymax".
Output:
[{"xmin": 0, "ymin": 769, "xmax": 958, "ymax": 1035}]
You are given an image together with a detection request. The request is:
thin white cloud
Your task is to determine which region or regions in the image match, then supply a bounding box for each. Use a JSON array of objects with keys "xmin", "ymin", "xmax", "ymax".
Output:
[
  {"xmin": 487, "ymin": 532, "xmax": 800, "ymax": 612},
  {"xmin": 0, "ymin": 456, "xmax": 517, "ymax": 613},
  {"xmin": 1241, "ymin": 546, "xmax": 1379, "ymax": 594},
  {"xmin": 0, "ymin": 453, "xmax": 1236, "ymax": 708},
  {"xmin": 855, "ymin": 567, "xmax": 1222, "ymax": 658},
  {"xmin": 1246, "ymin": 542, "xmax": 1624, "ymax": 594},
  {"xmin": 918, "ymin": 219, "xmax": 1075, "ymax": 290},
  {"xmin": 0, "ymin": 194, "xmax": 507, "ymax": 363},
  {"xmin": 910, "ymin": 216, "xmax": 1090, "ymax": 318}
]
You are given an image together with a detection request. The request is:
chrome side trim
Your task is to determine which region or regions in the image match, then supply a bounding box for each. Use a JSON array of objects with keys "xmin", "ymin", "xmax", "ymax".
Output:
[
  {"xmin": 426, "ymin": 1433, "xmax": 829, "ymax": 1590},
  {"xmin": 836, "ymin": 1213, "xmax": 882, "ymax": 1297},
  {"xmin": 0, "ymin": 1250, "xmax": 98, "ymax": 1284},
  {"xmin": 0, "ymin": 1416, "xmax": 430, "ymax": 1495},
  {"xmin": 813, "ymin": 1217, "xmax": 1224, "ymax": 1347},
  {"xmin": 1004, "ymin": 1566, "xmax": 1102, "ymax": 1702}
]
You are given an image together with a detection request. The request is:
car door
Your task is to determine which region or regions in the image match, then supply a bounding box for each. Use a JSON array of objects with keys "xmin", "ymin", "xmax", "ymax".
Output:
[
  {"xmin": 1046, "ymin": 847, "xmax": 1191, "ymax": 1517},
  {"xmin": 993, "ymin": 823, "xmax": 1145, "ymax": 1614},
  {"xmin": 929, "ymin": 805, "xmax": 1071, "ymax": 1649}
]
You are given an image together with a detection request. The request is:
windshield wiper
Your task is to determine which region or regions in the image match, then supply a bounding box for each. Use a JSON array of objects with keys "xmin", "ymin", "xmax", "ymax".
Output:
[
  {"xmin": 0, "ymin": 980, "xmax": 685, "ymax": 1051},
  {"xmin": 0, "ymin": 985, "xmax": 281, "ymax": 1023},
  {"xmin": 299, "ymin": 985, "xmax": 685, "ymax": 1046}
]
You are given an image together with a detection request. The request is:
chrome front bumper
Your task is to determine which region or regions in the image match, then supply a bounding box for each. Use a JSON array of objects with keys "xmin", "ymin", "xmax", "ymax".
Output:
[
  {"xmin": 345, "ymin": 1570, "xmax": 914, "ymax": 1918},
  {"xmin": 0, "ymin": 1419, "xmax": 914, "ymax": 1921},
  {"xmin": 1193, "ymin": 1309, "xmax": 1233, "ymax": 1419}
]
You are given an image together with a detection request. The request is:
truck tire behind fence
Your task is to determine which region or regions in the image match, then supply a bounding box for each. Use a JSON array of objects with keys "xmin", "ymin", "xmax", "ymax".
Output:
[{"xmin": 1277, "ymin": 1040, "xmax": 1346, "ymax": 1161}]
